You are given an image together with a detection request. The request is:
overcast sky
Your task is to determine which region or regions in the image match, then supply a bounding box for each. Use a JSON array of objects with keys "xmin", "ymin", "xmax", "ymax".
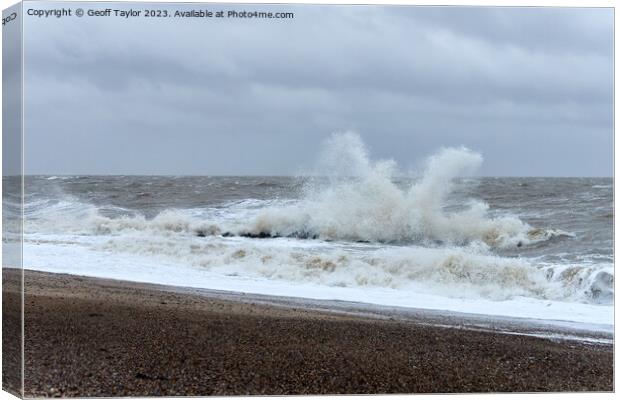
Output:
[{"xmin": 22, "ymin": 2, "xmax": 613, "ymax": 176}]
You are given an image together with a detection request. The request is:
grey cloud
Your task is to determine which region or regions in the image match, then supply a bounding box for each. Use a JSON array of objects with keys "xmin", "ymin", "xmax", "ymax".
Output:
[{"xmin": 21, "ymin": 2, "xmax": 613, "ymax": 176}]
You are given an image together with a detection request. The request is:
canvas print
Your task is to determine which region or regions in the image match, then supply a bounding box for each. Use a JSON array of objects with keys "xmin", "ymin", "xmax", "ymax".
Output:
[{"xmin": 2, "ymin": 1, "xmax": 614, "ymax": 397}]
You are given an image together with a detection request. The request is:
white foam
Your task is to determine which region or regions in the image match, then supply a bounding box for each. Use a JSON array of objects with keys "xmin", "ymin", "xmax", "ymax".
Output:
[
  {"xmin": 23, "ymin": 237, "xmax": 612, "ymax": 330},
  {"xmin": 23, "ymin": 220, "xmax": 613, "ymax": 304}
]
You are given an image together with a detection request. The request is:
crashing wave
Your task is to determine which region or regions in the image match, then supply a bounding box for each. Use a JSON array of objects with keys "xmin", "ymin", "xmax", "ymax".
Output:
[
  {"xmin": 239, "ymin": 132, "xmax": 563, "ymax": 248},
  {"xmin": 23, "ymin": 133, "xmax": 573, "ymax": 251}
]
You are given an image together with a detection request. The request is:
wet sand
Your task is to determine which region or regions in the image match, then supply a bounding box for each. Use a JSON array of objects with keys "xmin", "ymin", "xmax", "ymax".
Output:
[{"xmin": 5, "ymin": 269, "xmax": 613, "ymax": 396}]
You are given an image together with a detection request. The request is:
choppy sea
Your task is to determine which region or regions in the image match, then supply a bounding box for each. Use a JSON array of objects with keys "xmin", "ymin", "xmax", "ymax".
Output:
[{"xmin": 3, "ymin": 133, "xmax": 613, "ymax": 334}]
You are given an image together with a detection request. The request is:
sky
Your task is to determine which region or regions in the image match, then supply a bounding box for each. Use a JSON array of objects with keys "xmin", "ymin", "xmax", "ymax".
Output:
[
  {"xmin": 3, "ymin": 2, "xmax": 22, "ymax": 176},
  {"xmin": 20, "ymin": 2, "xmax": 613, "ymax": 176}
]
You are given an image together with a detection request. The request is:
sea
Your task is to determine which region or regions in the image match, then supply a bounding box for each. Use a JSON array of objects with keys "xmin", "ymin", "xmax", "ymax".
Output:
[{"xmin": 3, "ymin": 133, "xmax": 614, "ymax": 336}]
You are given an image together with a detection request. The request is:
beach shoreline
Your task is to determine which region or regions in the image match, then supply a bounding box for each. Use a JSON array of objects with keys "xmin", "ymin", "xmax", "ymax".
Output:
[{"xmin": 7, "ymin": 269, "xmax": 614, "ymax": 396}]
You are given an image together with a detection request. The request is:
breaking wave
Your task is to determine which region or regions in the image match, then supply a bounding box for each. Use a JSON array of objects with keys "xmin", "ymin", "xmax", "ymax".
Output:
[
  {"xmin": 23, "ymin": 200, "xmax": 612, "ymax": 305},
  {"xmin": 24, "ymin": 132, "xmax": 571, "ymax": 249},
  {"xmin": 242, "ymin": 132, "xmax": 569, "ymax": 248}
]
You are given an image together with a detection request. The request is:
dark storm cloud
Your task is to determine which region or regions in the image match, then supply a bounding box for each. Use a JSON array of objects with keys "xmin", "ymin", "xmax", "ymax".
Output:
[{"xmin": 22, "ymin": 2, "xmax": 613, "ymax": 176}]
